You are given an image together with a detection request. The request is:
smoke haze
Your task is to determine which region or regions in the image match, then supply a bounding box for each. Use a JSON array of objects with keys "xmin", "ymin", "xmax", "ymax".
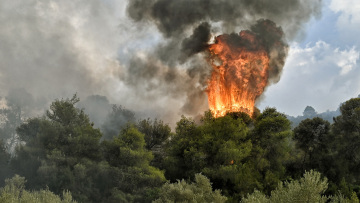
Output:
[{"xmin": 0, "ymin": 0, "xmax": 322, "ymax": 126}]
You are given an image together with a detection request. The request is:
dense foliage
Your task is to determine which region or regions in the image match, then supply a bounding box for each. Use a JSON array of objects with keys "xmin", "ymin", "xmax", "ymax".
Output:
[
  {"xmin": 154, "ymin": 173, "xmax": 227, "ymax": 203},
  {"xmin": 242, "ymin": 170, "xmax": 358, "ymax": 203},
  {"xmin": 0, "ymin": 175, "xmax": 76, "ymax": 203},
  {"xmin": 1, "ymin": 95, "xmax": 360, "ymax": 202}
]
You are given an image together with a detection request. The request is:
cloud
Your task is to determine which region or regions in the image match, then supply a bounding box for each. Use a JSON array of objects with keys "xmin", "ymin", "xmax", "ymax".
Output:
[
  {"xmin": 329, "ymin": 0, "xmax": 360, "ymax": 45},
  {"xmin": 330, "ymin": 0, "xmax": 360, "ymax": 24},
  {"xmin": 335, "ymin": 47, "xmax": 359, "ymax": 75},
  {"xmin": 259, "ymin": 41, "xmax": 360, "ymax": 116}
]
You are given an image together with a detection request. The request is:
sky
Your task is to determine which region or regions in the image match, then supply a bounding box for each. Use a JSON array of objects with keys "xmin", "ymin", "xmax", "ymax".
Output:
[
  {"xmin": 0, "ymin": 0, "xmax": 359, "ymax": 125},
  {"xmin": 258, "ymin": 0, "xmax": 360, "ymax": 115}
]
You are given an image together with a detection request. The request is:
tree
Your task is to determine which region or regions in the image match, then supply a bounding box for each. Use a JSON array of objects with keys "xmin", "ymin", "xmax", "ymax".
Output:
[
  {"xmin": 163, "ymin": 109, "xmax": 293, "ymax": 201},
  {"xmin": 303, "ymin": 106, "xmax": 317, "ymax": 118},
  {"xmin": 242, "ymin": 170, "xmax": 358, "ymax": 203},
  {"xmin": 333, "ymin": 98, "xmax": 360, "ymax": 177},
  {"xmin": 199, "ymin": 114, "xmax": 253, "ymax": 199},
  {"xmin": 11, "ymin": 95, "xmax": 104, "ymax": 202},
  {"xmin": 248, "ymin": 108, "xmax": 292, "ymax": 194},
  {"xmin": 11, "ymin": 95, "xmax": 167, "ymax": 202},
  {"xmin": 0, "ymin": 175, "xmax": 76, "ymax": 203},
  {"xmin": 136, "ymin": 118, "xmax": 172, "ymax": 169},
  {"xmin": 136, "ymin": 118, "xmax": 171, "ymax": 151},
  {"xmin": 331, "ymin": 98, "xmax": 360, "ymax": 194},
  {"xmin": 293, "ymin": 117, "xmax": 332, "ymax": 173},
  {"xmin": 154, "ymin": 173, "xmax": 227, "ymax": 203},
  {"xmin": 46, "ymin": 94, "xmax": 90, "ymax": 128},
  {"xmin": 0, "ymin": 140, "xmax": 12, "ymax": 186},
  {"xmin": 101, "ymin": 126, "xmax": 166, "ymax": 202},
  {"xmin": 163, "ymin": 113, "xmax": 254, "ymax": 200},
  {"xmin": 242, "ymin": 170, "xmax": 328, "ymax": 203},
  {"xmin": 16, "ymin": 95, "xmax": 102, "ymax": 161},
  {"xmin": 163, "ymin": 115, "xmax": 204, "ymax": 181}
]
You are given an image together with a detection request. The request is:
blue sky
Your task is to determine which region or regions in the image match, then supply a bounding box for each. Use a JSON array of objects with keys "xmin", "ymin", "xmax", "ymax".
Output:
[{"xmin": 259, "ymin": 0, "xmax": 360, "ymax": 116}]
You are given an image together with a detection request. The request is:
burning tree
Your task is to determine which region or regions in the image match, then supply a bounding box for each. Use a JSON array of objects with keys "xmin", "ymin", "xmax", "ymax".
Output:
[{"xmin": 207, "ymin": 20, "xmax": 288, "ymax": 118}]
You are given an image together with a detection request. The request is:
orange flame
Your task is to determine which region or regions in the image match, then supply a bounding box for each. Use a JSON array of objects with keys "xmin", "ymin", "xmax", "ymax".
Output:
[{"xmin": 207, "ymin": 30, "xmax": 270, "ymax": 118}]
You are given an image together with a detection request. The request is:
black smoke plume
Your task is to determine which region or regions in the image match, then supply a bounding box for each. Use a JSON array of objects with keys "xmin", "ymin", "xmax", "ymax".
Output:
[{"xmin": 125, "ymin": 0, "xmax": 322, "ymax": 117}]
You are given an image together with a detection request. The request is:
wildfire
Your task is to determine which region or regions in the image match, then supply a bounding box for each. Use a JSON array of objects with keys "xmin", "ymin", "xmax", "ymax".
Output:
[{"xmin": 206, "ymin": 20, "xmax": 287, "ymax": 118}]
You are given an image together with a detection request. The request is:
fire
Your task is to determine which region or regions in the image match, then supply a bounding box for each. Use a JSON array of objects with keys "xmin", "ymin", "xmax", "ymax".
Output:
[{"xmin": 206, "ymin": 30, "xmax": 271, "ymax": 118}]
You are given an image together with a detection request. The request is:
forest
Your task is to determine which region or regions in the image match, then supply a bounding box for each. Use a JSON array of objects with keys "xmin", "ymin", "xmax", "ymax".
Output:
[{"xmin": 1, "ymin": 94, "xmax": 360, "ymax": 203}]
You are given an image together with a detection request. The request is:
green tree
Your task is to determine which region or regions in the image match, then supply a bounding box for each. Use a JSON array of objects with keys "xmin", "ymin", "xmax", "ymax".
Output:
[
  {"xmin": 163, "ymin": 109, "xmax": 293, "ymax": 201},
  {"xmin": 154, "ymin": 173, "xmax": 227, "ymax": 203},
  {"xmin": 101, "ymin": 126, "xmax": 166, "ymax": 202},
  {"xmin": 242, "ymin": 170, "xmax": 359, "ymax": 203},
  {"xmin": 0, "ymin": 175, "xmax": 76, "ymax": 203},
  {"xmin": 11, "ymin": 95, "xmax": 104, "ymax": 202},
  {"xmin": 136, "ymin": 118, "xmax": 172, "ymax": 169},
  {"xmin": 163, "ymin": 115, "xmax": 204, "ymax": 181},
  {"xmin": 15, "ymin": 95, "xmax": 102, "ymax": 161},
  {"xmin": 137, "ymin": 118, "xmax": 171, "ymax": 151},
  {"xmin": 13, "ymin": 95, "xmax": 166, "ymax": 202},
  {"xmin": 242, "ymin": 170, "xmax": 328, "ymax": 203},
  {"xmin": 163, "ymin": 113, "xmax": 254, "ymax": 200},
  {"xmin": 331, "ymin": 98, "xmax": 360, "ymax": 196},
  {"xmin": 333, "ymin": 98, "xmax": 360, "ymax": 177},
  {"xmin": 248, "ymin": 108, "xmax": 292, "ymax": 194},
  {"xmin": 199, "ymin": 114, "xmax": 252, "ymax": 199},
  {"xmin": 293, "ymin": 117, "xmax": 332, "ymax": 173}
]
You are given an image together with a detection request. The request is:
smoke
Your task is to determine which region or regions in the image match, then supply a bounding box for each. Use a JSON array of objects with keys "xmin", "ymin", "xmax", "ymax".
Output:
[
  {"xmin": 128, "ymin": 0, "xmax": 322, "ymax": 40},
  {"xmin": 77, "ymin": 95, "xmax": 112, "ymax": 128},
  {"xmin": 250, "ymin": 19, "xmax": 289, "ymax": 84},
  {"xmin": 77, "ymin": 95, "xmax": 136, "ymax": 140},
  {"xmin": 125, "ymin": 0, "xmax": 322, "ymax": 118},
  {"xmin": 0, "ymin": 0, "xmax": 123, "ymax": 105},
  {"xmin": 0, "ymin": 0, "xmax": 322, "ymax": 128},
  {"xmin": 181, "ymin": 22, "xmax": 212, "ymax": 61}
]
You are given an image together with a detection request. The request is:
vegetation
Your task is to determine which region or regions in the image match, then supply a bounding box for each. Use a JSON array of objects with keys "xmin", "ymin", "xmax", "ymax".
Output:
[
  {"xmin": 154, "ymin": 173, "xmax": 227, "ymax": 203},
  {"xmin": 0, "ymin": 175, "xmax": 76, "ymax": 203},
  {"xmin": 1, "ymin": 95, "xmax": 360, "ymax": 202},
  {"xmin": 242, "ymin": 170, "xmax": 359, "ymax": 203}
]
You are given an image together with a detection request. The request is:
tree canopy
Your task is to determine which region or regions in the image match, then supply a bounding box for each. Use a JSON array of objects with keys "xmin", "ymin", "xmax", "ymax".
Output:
[{"xmin": 1, "ymin": 95, "xmax": 360, "ymax": 202}]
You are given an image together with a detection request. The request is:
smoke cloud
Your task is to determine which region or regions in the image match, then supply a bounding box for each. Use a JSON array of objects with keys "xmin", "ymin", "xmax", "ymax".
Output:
[
  {"xmin": 0, "ymin": 0, "xmax": 322, "ymax": 127},
  {"xmin": 0, "ymin": 0, "xmax": 123, "ymax": 106},
  {"xmin": 125, "ymin": 0, "xmax": 322, "ymax": 119},
  {"xmin": 127, "ymin": 0, "xmax": 322, "ymax": 39}
]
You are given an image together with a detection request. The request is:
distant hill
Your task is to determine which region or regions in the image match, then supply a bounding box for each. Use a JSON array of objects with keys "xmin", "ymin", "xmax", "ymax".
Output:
[
  {"xmin": 287, "ymin": 95, "xmax": 360, "ymax": 128},
  {"xmin": 287, "ymin": 105, "xmax": 340, "ymax": 128}
]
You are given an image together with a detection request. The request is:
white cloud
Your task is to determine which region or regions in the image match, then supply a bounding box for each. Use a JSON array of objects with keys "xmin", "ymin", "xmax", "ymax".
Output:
[
  {"xmin": 330, "ymin": 0, "xmax": 360, "ymax": 23},
  {"xmin": 329, "ymin": 0, "xmax": 360, "ymax": 45},
  {"xmin": 335, "ymin": 47, "xmax": 359, "ymax": 75},
  {"xmin": 259, "ymin": 41, "xmax": 360, "ymax": 116}
]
